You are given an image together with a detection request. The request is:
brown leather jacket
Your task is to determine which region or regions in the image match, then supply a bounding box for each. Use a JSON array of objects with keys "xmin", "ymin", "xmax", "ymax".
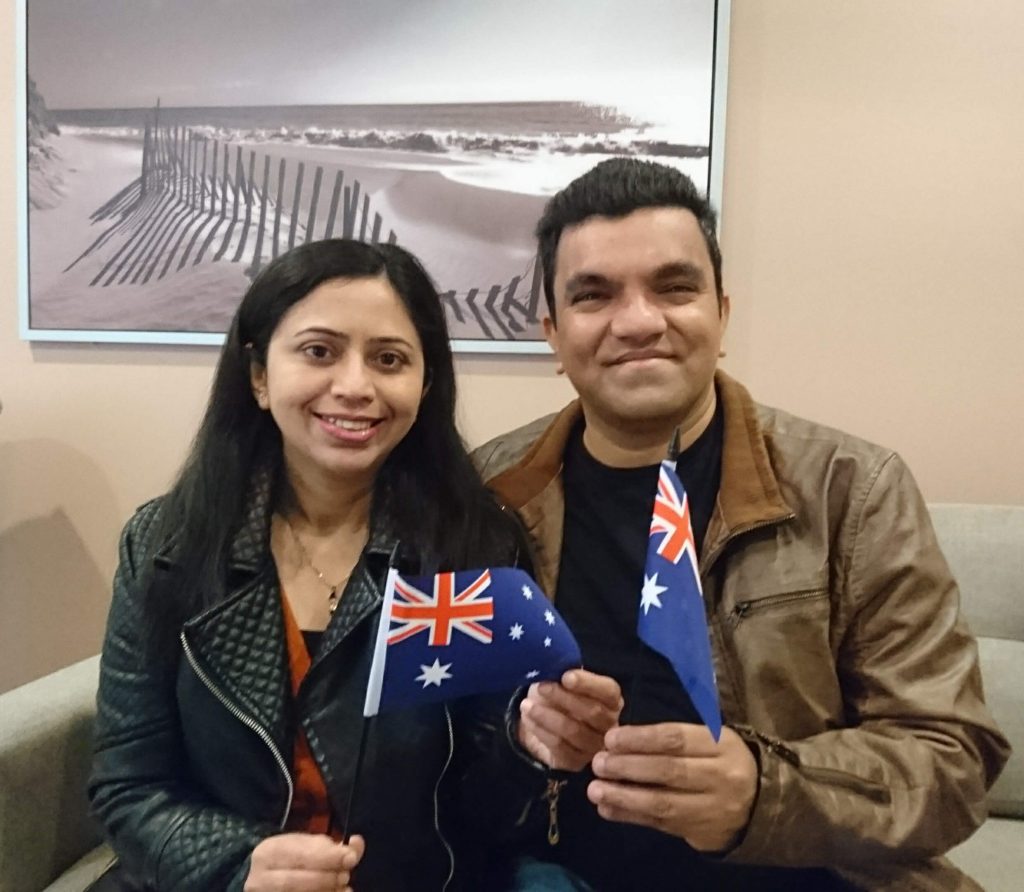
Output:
[{"xmin": 474, "ymin": 371, "xmax": 1009, "ymax": 891}]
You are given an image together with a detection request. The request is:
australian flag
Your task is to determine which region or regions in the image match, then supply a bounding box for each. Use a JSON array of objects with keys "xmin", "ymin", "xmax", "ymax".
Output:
[
  {"xmin": 637, "ymin": 461, "xmax": 722, "ymax": 740},
  {"xmin": 364, "ymin": 567, "xmax": 582, "ymax": 716}
]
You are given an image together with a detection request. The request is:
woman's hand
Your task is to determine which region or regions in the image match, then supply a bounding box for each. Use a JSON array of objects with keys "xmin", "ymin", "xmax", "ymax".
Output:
[{"xmin": 244, "ymin": 833, "xmax": 365, "ymax": 891}]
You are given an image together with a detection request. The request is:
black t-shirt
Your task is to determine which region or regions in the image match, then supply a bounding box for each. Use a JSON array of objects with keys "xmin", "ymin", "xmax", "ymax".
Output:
[{"xmin": 544, "ymin": 404, "xmax": 847, "ymax": 891}]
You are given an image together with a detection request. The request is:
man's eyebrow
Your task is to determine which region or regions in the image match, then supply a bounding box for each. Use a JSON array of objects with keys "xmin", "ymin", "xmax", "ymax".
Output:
[
  {"xmin": 563, "ymin": 272, "xmax": 616, "ymax": 293},
  {"xmin": 650, "ymin": 261, "xmax": 706, "ymax": 282}
]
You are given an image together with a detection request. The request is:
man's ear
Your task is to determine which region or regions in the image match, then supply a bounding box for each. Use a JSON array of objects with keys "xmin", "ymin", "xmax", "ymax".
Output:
[
  {"xmin": 543, "ymin": 314, "xmax": 558, "ymax": 351},
  {"xmin": 542, "ymin": 316, "xmax": 567, "ymax": 375}
]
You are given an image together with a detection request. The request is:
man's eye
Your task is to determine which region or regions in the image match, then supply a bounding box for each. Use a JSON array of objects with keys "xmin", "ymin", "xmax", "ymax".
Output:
[
  {"xmin": 569, "ymin": 291, "xmax": 602, "ymax": 305},
  {"xmin": 663, "ymin": 282, "xmax": 697, "ymax": 294}
]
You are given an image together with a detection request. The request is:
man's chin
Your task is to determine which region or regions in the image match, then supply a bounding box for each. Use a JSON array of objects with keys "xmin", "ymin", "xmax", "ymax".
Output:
[{"xmin": 594, "ymin": 391, "xmax": 693, "ymax": 427}]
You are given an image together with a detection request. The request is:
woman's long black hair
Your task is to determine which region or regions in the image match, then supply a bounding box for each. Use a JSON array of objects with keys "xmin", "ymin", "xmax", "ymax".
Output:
[{"xmin": 150, "ymin": 239, "xmax": 526, "ymax": 624}]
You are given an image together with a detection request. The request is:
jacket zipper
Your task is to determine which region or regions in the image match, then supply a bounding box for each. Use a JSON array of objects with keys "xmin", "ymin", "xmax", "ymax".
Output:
[
  {"xmin": 544, "ymin": 777, "xmax": 568, "ymax": 845},
  {"xmin": 730, "ymin": 588, "xmax": 827, "ymax": 627},
  {"xmin": 434, "ymin": 705, "xmax": 456, "ymax": 892},
  {"xmin": 180, "ymin": 632, "xmax": 294, "ymax": 828}
]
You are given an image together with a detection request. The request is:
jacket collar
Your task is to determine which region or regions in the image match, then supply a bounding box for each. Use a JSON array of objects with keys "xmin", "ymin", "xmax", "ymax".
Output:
[
  {"xmin": 703, "ymin": 371, "xmax": 794, "ymax": 562},
  {"xmin": 488, "ymin": 370, "xmax": 793, "ymax": 560},
  {"xmin": 174, "ymin": 465, "xmax": 403, "ymax": 747}
]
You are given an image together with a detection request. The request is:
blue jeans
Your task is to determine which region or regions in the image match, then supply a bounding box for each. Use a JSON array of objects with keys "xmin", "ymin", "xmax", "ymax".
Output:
[{"xmin": 506, "ymin": 857, "xmax": 595, "ymax": 891}]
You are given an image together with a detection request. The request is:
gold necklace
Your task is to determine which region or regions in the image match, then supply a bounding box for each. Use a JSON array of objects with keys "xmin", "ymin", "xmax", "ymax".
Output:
[{"xmin": 285, "ymin": 518, "xmax": 349, "ymax": 614}]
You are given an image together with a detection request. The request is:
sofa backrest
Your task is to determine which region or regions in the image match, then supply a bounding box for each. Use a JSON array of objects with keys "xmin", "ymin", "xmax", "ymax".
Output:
[
  {"xmin": 929, "ymin": 503, "xmax": 1024, "ymax": 819},
  {"xmin": 0, "ymin": 655, "xmax": 103, "ymax": 891}
]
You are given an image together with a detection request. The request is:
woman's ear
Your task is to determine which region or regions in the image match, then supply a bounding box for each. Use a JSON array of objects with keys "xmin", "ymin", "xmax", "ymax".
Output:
[{"xmin": 250, "ymin": 361, "xmax": 269, "ymax": 410}]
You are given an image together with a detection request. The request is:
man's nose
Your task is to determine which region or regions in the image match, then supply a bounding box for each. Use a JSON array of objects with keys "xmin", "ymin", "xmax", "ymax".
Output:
[{"xmin": 610, "ymin": 290, "xmax": 668, "ymax": 340}]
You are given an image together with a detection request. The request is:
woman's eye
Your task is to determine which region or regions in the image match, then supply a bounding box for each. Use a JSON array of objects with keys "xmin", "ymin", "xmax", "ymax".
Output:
[
  {"xmin": 375, "ymin": 351, "xmax": 407, "ymax": 369},
  {"xmin": 302, "ymin": 344, "xmax": 332, "ymax": 361}
]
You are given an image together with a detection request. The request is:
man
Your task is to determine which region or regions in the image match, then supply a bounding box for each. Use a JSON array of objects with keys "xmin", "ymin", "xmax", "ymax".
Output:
[{"xmin": 475, "ymin": 158, "xmax": 1009, "ymax": 890}]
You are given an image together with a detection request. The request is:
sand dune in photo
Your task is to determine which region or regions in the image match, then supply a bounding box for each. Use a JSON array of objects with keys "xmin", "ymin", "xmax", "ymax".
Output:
[{"xmin": 28, "ymin": 131, "xmax": 552, "ymax": 339}]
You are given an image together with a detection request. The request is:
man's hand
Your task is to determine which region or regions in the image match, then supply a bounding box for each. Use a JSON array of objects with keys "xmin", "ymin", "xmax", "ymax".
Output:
[
  {"xmin": 588, "ymin": 723, "xmax": 757, "ymax": 852},
  {"xmin": 517, "ymin": 669, "xmax": 623, "ymax": 771},
  {"xmin": 244, "ymin": 833, "xmax": 365, "ymax": 891}
]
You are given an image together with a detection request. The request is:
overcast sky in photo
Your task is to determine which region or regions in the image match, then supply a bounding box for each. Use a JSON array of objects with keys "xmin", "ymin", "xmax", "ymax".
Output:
[{"xmin": 28, "ymin": 0, "xmax": 717, "ymax": 137}]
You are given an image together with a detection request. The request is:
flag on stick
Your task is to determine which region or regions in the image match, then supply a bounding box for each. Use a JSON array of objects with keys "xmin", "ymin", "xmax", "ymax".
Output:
[
  {"xmin": 637, "ymin": 461, "xmax": 722, "ymax": 740},
  {"xmin": 364, "ymin": 567, "xmax": 581, "ymax": 716}
]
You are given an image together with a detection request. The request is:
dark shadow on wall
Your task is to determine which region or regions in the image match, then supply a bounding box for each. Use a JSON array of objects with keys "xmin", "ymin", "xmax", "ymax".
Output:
[{"xmin": 0, "ymin": 440, "xmax": 119, "ymax": 693}]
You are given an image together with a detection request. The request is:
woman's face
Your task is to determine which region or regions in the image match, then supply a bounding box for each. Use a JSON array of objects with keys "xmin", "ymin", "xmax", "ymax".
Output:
[{"xmin": 250, "ymin": 275, "xmax": 427, "ymax": 489}]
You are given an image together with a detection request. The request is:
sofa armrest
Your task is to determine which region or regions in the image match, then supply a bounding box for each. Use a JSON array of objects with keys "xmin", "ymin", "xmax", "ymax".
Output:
[{"xmin": 0, "ymin": 655, "xmax": 103, "ymax": 892}]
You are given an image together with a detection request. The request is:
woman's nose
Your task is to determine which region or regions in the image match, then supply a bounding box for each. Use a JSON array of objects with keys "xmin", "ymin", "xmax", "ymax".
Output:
[{"xmin": 330, "ymin": 356, "xmax": 374, "ymax": 401}]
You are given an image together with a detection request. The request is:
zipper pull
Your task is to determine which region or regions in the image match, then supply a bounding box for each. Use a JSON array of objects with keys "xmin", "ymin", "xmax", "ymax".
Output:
[
  {"xmin": 544, "ymin": 778, "xmax": 567, "ymax": 845},
  {"xmin": 730, "ymin": 600, "xmax": 752, "ymax": 628}
]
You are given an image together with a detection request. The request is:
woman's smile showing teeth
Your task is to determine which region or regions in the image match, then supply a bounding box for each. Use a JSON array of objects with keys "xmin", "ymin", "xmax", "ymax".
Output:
[{"xmin": 316, "ymin": 412, "xmax": 381, "ymax": 443}]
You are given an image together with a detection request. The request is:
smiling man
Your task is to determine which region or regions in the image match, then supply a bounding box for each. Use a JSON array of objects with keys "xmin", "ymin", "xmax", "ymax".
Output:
[{"xmin": 475, "ymin": 158, "xmax": 1009, "ymax": 891}]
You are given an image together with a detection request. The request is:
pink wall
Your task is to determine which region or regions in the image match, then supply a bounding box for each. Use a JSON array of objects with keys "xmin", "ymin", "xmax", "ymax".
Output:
[{"xmin": 2, "ymin": 0, "xmax": 1023, "ymax": 691}]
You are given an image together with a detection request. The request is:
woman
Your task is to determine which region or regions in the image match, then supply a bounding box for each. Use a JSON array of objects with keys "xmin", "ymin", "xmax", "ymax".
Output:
[{"xmin": 89, "ymin": 239, "xmax": 529, "ymax": 891}]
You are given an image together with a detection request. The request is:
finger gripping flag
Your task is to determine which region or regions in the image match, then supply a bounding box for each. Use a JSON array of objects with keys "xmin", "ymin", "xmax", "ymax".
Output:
[
  {"xmin": 637, "ymin": 461, "xmax": 722, "ymax": 740},
  {"xmin": 364, "ymin": 567, "xmax": 582, "ymax": 716}
]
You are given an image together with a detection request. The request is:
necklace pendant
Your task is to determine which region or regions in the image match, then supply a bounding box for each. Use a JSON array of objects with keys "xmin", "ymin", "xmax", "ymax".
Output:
[{"xmin": 328, "ymin": 590, "xmax": 339, "ymax": 614}]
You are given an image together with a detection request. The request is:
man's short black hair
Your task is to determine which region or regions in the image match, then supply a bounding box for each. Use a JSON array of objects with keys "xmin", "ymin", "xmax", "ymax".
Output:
[{"xmin": 535, "ymin": 157, "xmax": 723, "ymax": 319}]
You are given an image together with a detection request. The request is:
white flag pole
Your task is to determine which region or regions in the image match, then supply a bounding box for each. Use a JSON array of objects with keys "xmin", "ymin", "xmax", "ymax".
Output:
[{"xmin": 362, "ymin": 566, "xmax": 398, "ymax": 718}]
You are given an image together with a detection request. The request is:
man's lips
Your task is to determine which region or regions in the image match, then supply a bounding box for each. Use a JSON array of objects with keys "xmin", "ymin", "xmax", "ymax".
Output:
[{"xmin": 607, "ymin": 350, "xmax": 675, "ymax": 366}]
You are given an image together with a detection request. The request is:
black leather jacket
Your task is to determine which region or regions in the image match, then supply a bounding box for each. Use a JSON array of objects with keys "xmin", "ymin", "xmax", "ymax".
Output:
[{"xmin": 89, "ymin": 480, "xmax": 524, "ymax": 891}]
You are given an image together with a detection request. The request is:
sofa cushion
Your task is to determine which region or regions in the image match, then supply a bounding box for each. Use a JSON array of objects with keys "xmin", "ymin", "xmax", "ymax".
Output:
[
  {"xmin": 0, "ymin": 656, "xmax": 103, "ymax": 892},
  {"xmin": 44, "ymin": 844, "xmax": 115, "ymax": 892},
  {"xmin": 977, "ymin": 637, "xmax": 1024, "ymax": 817},
  {"xmin": 946, "ymin": 817, "xmax": 1021, "ymax": 892},
  {"xmin": 928, "ymin": 504, "xmax": 1024, "ymax": 819}
]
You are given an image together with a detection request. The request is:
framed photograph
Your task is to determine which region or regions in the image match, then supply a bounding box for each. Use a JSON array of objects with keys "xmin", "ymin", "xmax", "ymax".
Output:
[{"xmin": 17, "ymin": 0, "xmax": 730, "ymax": 352}]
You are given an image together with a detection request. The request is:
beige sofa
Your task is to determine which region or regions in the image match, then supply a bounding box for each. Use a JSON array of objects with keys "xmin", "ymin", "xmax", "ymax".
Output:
[
  {"xmin": 1, "ymin": 504, "xmax": 1020, "ymax": 891},
  {"xmin": 934, "ymin": 504, "xmax": 1024, "ymax": 889},
  {"xmin": 0, "ymin": 655, "xmax": 112, "ymax": 891}
]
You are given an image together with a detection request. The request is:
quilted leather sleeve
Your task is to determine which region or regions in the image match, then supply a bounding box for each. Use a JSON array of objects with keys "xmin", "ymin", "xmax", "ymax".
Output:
[{"xmin": 88, "ymin": 501, "xmax": 274, "ymax": 891}]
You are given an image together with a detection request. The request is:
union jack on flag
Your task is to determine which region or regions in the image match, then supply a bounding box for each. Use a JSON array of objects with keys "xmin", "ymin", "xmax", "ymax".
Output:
[
  {"xmin": 364, "ymin": 567, "xmax": 582, "ymax": 716},
  {"xmin": 389, "ymin": 570, "xmax": 494, "ymax": 646},
  {"xmin": 650, "ymin": 463, "xmax": 699, "ymax": 576},
  {"xmin": 637, "ymin": 460, "xmax": 722, "ymax": 740}
]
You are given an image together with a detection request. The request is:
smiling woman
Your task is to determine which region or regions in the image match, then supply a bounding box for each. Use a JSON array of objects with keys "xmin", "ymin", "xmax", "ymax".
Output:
[{"xmin": 86, "ymin": 239, "xmax": 531, "ymax": 891}]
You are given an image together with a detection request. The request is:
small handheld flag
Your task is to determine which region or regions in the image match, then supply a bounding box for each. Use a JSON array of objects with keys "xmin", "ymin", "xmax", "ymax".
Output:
[
  {"xmin": 363, "ymin": 567, "xmax": 582, "ymax": 717},
  {"xmin": 637, "ymin": 461, "xmax": 722, "ymax": 740}
]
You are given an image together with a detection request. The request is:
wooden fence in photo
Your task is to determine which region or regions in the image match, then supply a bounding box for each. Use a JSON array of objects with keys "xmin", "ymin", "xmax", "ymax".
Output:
[{"xmin": 65, "ymin": 112, "xmax": 544, "ymax": 341}]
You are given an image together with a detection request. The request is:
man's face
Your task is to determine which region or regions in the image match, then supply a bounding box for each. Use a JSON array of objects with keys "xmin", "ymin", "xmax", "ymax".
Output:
[{"xmin": 545, "ymin": 207, "xmax": 729, "ymax": 436}]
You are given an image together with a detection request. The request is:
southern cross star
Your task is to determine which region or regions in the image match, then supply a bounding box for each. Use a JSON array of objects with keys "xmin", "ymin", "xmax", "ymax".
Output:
[
  {"xmin": 521, "ymin": 585, "xmax": 534, "ymax": 600},
  {"xmin": 544, "ymin": 609, "xmax": 555, "ymax": 626},
  {"xmin": 509, "ymin": 623, "xmax": 524, "ymax": 640},
  {"xmin": 640, "ymin": 573, "xmax": 668, "ymax": 615},
  {"xmin": 416, "ymin": 659, "xmax": 453, "ymax": 688}
]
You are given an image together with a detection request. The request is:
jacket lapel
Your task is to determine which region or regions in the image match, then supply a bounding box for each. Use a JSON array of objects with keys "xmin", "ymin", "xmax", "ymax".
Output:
[
  {"xmin": 179, "ymin": 468, "xmax": 290, "ymax": 749},
  {"xmin": 486, "ymin": 372, "xmax": 795, "ymax": 595}
]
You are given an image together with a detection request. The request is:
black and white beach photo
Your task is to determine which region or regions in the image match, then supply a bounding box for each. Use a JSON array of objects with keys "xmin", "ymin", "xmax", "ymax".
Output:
[{"xmin": 21, "ymin": 0, "xmax": 725, "ymax": 349}]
